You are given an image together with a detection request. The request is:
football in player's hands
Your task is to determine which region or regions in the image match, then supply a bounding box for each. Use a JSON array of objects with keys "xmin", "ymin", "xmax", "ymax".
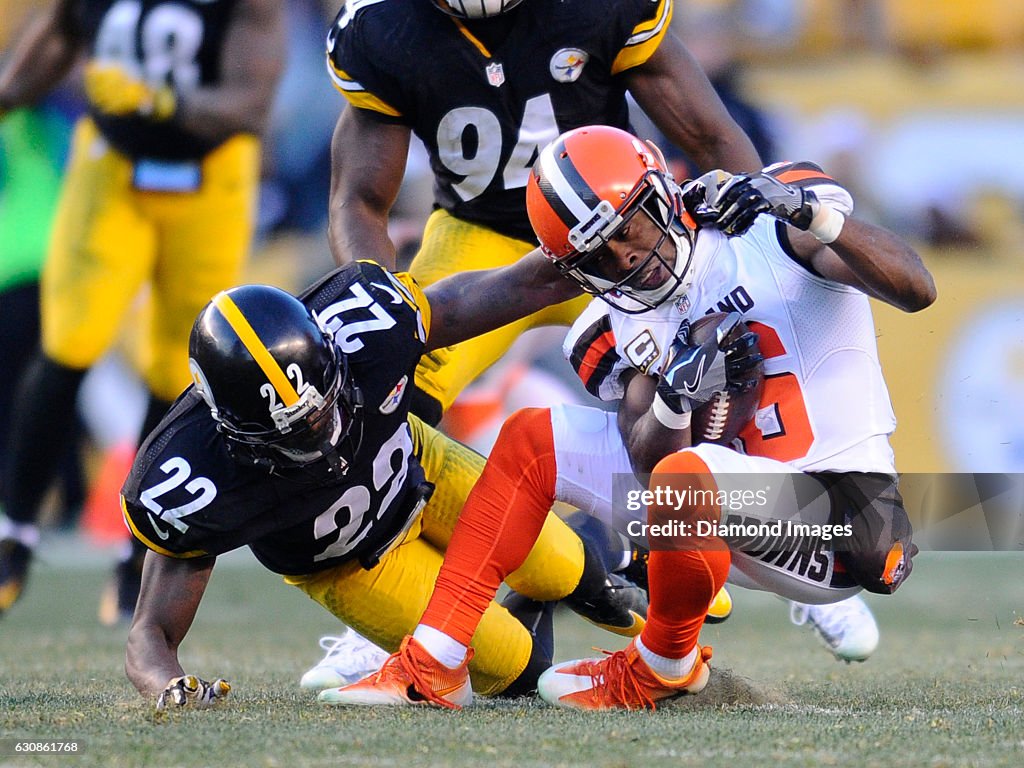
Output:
[{"xmin": 689, "ymin": 312, "xmax": 764, "ymax": 445}]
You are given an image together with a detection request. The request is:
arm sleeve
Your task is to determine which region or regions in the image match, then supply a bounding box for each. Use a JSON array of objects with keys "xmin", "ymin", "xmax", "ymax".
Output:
[
  {"xmin": 610, "ymin": 0, "xmax": 674, "ymax": 75},
  {"xmin": 563, "ymin": 305, "xmax": 633, "ymax": 401},
  {"xmin": 325, "ymin": 5, "xmax": 407, "ymax": 122}
]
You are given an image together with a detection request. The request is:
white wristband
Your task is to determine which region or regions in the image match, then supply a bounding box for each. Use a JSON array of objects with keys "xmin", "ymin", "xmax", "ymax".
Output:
[
  {"xmin": 808, "ymin": 203, "xmax": 845, "ymax": 244},
  {"xmin": 652, "ymin": 395, "xmax": 692, "ymax": 430}
]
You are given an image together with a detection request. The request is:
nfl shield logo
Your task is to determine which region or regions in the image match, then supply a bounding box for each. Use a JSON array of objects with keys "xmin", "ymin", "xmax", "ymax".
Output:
[
  {"xmin": 486, "ymin": 62, "xmax": 505, "ymax": 87},
  {"xmin": 675, "ymin": 294, "xmax": 691, "ymax": 313}
]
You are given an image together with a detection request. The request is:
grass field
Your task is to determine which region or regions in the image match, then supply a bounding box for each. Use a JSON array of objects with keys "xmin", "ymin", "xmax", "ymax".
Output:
[{"xmin": 1, "ymin": 544, "xmax": 1023, "ymax": 768}]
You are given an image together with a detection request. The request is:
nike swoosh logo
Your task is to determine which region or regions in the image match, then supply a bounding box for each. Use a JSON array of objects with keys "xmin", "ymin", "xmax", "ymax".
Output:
[
  {"xmin": 680, "ymin": 350, "xmax": 710, "ymax": 395},
  {"xmin": 430, "ymin": 682, "xmax": 465, "ymax": 698},
  {"xmin": 146, "ymin": 512, "xmax": 171, "ymax": 540}
]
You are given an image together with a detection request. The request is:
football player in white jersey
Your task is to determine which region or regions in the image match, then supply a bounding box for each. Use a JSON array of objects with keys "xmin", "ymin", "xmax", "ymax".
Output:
[{"xmin": 321, "ymin": 125, "xmax": 935, "ymax": 710}]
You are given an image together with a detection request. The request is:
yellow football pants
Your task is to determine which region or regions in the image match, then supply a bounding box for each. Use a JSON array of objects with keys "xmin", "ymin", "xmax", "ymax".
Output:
[
  {"xmin": 410, "ymin": 209, "xmax": 591, "ymax": 413},
  {"xmin": 41, "ymin": 117, "xmax": 259, "ymax": 401},
  {"xmin": 286, "ymin": 415, "xmax": 584, "ymax": 695}
]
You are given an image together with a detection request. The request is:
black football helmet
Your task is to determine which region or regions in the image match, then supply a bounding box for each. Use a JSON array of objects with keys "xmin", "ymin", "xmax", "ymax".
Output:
[
  {"xmin": 432, "ymin": 0, "xmax": 525, "ymax": 18},
  {"xmin": 188, "ymin": 285, "xmax": 362, "ymax": 476}
]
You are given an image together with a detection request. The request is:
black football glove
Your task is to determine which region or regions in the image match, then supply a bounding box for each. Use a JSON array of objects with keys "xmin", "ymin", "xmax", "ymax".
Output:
[
  {"xmin": 722, "ymin": 327, "xmax": 763, "ymax": 394},
  {"xmin": 656, "ymin": 312, "xmax": 759, "ymax": 415},
  {"xmin": 156, "ymin": 675, "xmax": 231, "ymax": 711},
  {"xmin": 680, "ymin": 170, "xmax": 734, "ymax": 227},
  {"xmin": 712, "ymin": 171, "xmax": 820, "ymax": 237}
]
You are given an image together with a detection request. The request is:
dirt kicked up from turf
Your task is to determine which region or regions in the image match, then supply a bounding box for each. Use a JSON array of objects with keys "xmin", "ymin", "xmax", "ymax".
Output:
[{"xmin": 663, "ymin": 666, "xmax": 790, "ymax": 709}]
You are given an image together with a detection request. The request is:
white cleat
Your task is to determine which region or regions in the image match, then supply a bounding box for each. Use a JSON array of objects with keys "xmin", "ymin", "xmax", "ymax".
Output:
[
  {"xmin": 789, "ymin": 594, "xmax": 880, "ymax": 663},
  {"xmin": 300, "ymin": 629, "xmax": 391, "ymax": 690}
]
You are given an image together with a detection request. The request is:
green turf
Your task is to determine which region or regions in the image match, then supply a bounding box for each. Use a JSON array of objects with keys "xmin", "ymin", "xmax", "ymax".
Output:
[{"xmin": 1, "ymin": 549, "xmax": 1022, "ymax": 768}]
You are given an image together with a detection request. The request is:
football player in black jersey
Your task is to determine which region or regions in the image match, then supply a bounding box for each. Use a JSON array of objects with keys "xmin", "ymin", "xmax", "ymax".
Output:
[
  {"xmin": 325, "ymin": 0, "xmax": 761, "ymax": 424},
  {"xmin": 123, "ymin": 255, "xmax": 660, "ymax": 707},
  {"xmin": 0, "ymin": 1, "xmax": 284, "ymax": 621}
]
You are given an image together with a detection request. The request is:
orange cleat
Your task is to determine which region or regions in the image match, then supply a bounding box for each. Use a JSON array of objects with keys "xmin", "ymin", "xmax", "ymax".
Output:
[
  {"xmin": 537, "ymin": 638, "xmax": 712, "ymax": 710},
  {"xmin": 318, "ymin": 636, "xmax": 473, "ymax": 709}
]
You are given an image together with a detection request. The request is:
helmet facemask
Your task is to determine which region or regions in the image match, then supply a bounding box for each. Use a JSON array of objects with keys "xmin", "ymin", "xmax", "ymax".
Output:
[
  {"xmin": 432, "ymin": 0, "xmax": 525, "ymax": 18},
  {"xmin": 528, "ymin": 126, "xmax": 700, "ymax": 315},
  {"xmin": 550, "ymin": 169, "xmax": 695, "ymax": 314},
  {"xmin": 213, "ymin": 344, "xmax": 364, "ymax": 478}
]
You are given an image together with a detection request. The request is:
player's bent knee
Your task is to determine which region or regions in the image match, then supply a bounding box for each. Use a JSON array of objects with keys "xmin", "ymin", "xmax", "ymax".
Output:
[
  {"xmin": 841, "ymin": 539, "xmax": 917, "ymax": 595},
  {"xmin": 648, "ymin": 449, "xmax": 718, "ymax": 531},
  {"xmin": 468, "ymin": 601, "xmax": 536, "ymax": 696},
  {"xmin": 499, "ymin": 406, "xmax": 553, "ymax": 445},
  {"xmin": 508, "ymin": 512, "xmax": 584, "ymax": 601},
  {"xmin": 651, "ymin": 449, "xmax": 713, "ymax": 479}
]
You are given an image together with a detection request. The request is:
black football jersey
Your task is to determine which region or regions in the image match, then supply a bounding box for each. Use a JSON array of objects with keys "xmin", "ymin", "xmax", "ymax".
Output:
[
  {"xmin": 72, "ymin": 0, "xmax": 239, "ymax": 160},
  {"xmin": 121, "ymin": 262, "xmax": 432, "ymax": 576},
  {"xmin": 327, "ymin": 0, "xmax": 671, "ymax": 242}
]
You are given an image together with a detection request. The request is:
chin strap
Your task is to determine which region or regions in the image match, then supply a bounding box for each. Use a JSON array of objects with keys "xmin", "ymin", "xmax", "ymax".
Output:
[{"xmin": 321, "ymin": 446, "xmax": 350, "ymax": 477}]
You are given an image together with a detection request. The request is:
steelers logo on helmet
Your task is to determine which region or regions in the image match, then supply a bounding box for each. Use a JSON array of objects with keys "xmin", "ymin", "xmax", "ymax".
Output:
[
  {"xmin": 188, "ymin": 285, "xmax": 363, "ymax": 477},
  {"xmin": 526, "ymin": 125, "xmax": 697, "ymax": 314},
  {"xmin": 432, "ymin": 0, "xmax": 525, "ymax": 19}
]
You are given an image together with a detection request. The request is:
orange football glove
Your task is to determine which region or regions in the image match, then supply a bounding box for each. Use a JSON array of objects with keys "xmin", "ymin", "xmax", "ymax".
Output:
[{"xmin": 83, "ymin": 62, "xmax": 176, "ymax": 121}]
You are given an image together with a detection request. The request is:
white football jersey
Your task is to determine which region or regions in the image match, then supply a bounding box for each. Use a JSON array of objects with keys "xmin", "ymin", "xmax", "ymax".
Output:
[{"xmin": 563, "ymin": 216, "xmax": 897, "ymax": 474}]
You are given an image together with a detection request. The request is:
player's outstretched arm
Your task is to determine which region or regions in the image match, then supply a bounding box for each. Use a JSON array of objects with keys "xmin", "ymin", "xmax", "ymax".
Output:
[
  {"xmin": 0, "ymin": 1, "xmax": 81, "ymax": 119},
  {"xmin": 327, "ymin": 106, "xmax": 411, "ymax": 268},
  {"xmin": 423, "ymin": 248, "xmax": 582, "ymax": 351},
  {"xmin": 125, "ymin": 551, "xmax": 223, "ymax": 706},
  {"xmin": 624, "ymin": 31, "xmax": 761, "ymax": 175},
  {"xmin": 789, "ymin": 217, "xmax": 937, "ymax": 313}
]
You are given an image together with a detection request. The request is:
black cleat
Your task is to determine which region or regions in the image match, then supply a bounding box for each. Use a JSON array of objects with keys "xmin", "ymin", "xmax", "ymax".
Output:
[
  {"xmin": 620, "ymin": 543, "xmax": 650, "ymax": 592},
  {"xmin": 565, "ymin": 572, "xmax": 649, "ymax": 637},
  {"xmin": 617, "ymin": 542, "xmax": 733, "ymax": 624},
  {"xmin": 0, "ymin": 539, "xmax": 33, "ymax": 616}
]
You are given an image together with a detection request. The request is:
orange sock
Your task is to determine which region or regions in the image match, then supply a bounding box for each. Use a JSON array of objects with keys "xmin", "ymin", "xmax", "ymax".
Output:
[
  {"xmin": 640, "ymin": 450, "xmax": 731, "ymax": 659},
  {"xmin": 421, "ymin": 408, "xmax": 556, "ymax": 645}
]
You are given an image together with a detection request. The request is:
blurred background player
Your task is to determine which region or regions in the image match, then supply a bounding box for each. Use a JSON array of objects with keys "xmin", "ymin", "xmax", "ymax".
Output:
[
  {"xmin": 323, "ymin": 125, "xmax": 935, "ymax": 710},
  {"xmin": 306, "ymin": 0, "xmax": 762, "ymax": 687},
  {"xmin": 0, "ymin": 95, "xmax": 85, "ymax": 545},
  {"xmin": 0, "ymin": 0, "xmax": 286, "ymax": 621}
]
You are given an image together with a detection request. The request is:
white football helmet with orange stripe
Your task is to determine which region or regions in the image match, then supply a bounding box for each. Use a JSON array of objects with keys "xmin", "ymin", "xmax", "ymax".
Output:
[
  {"xmin": 188, "ymin": 285, "xmax": 362, "ymax": 476},
  {"xmin": 526, "ymin": 125, "xmax": 697, "ymax": 314}
]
